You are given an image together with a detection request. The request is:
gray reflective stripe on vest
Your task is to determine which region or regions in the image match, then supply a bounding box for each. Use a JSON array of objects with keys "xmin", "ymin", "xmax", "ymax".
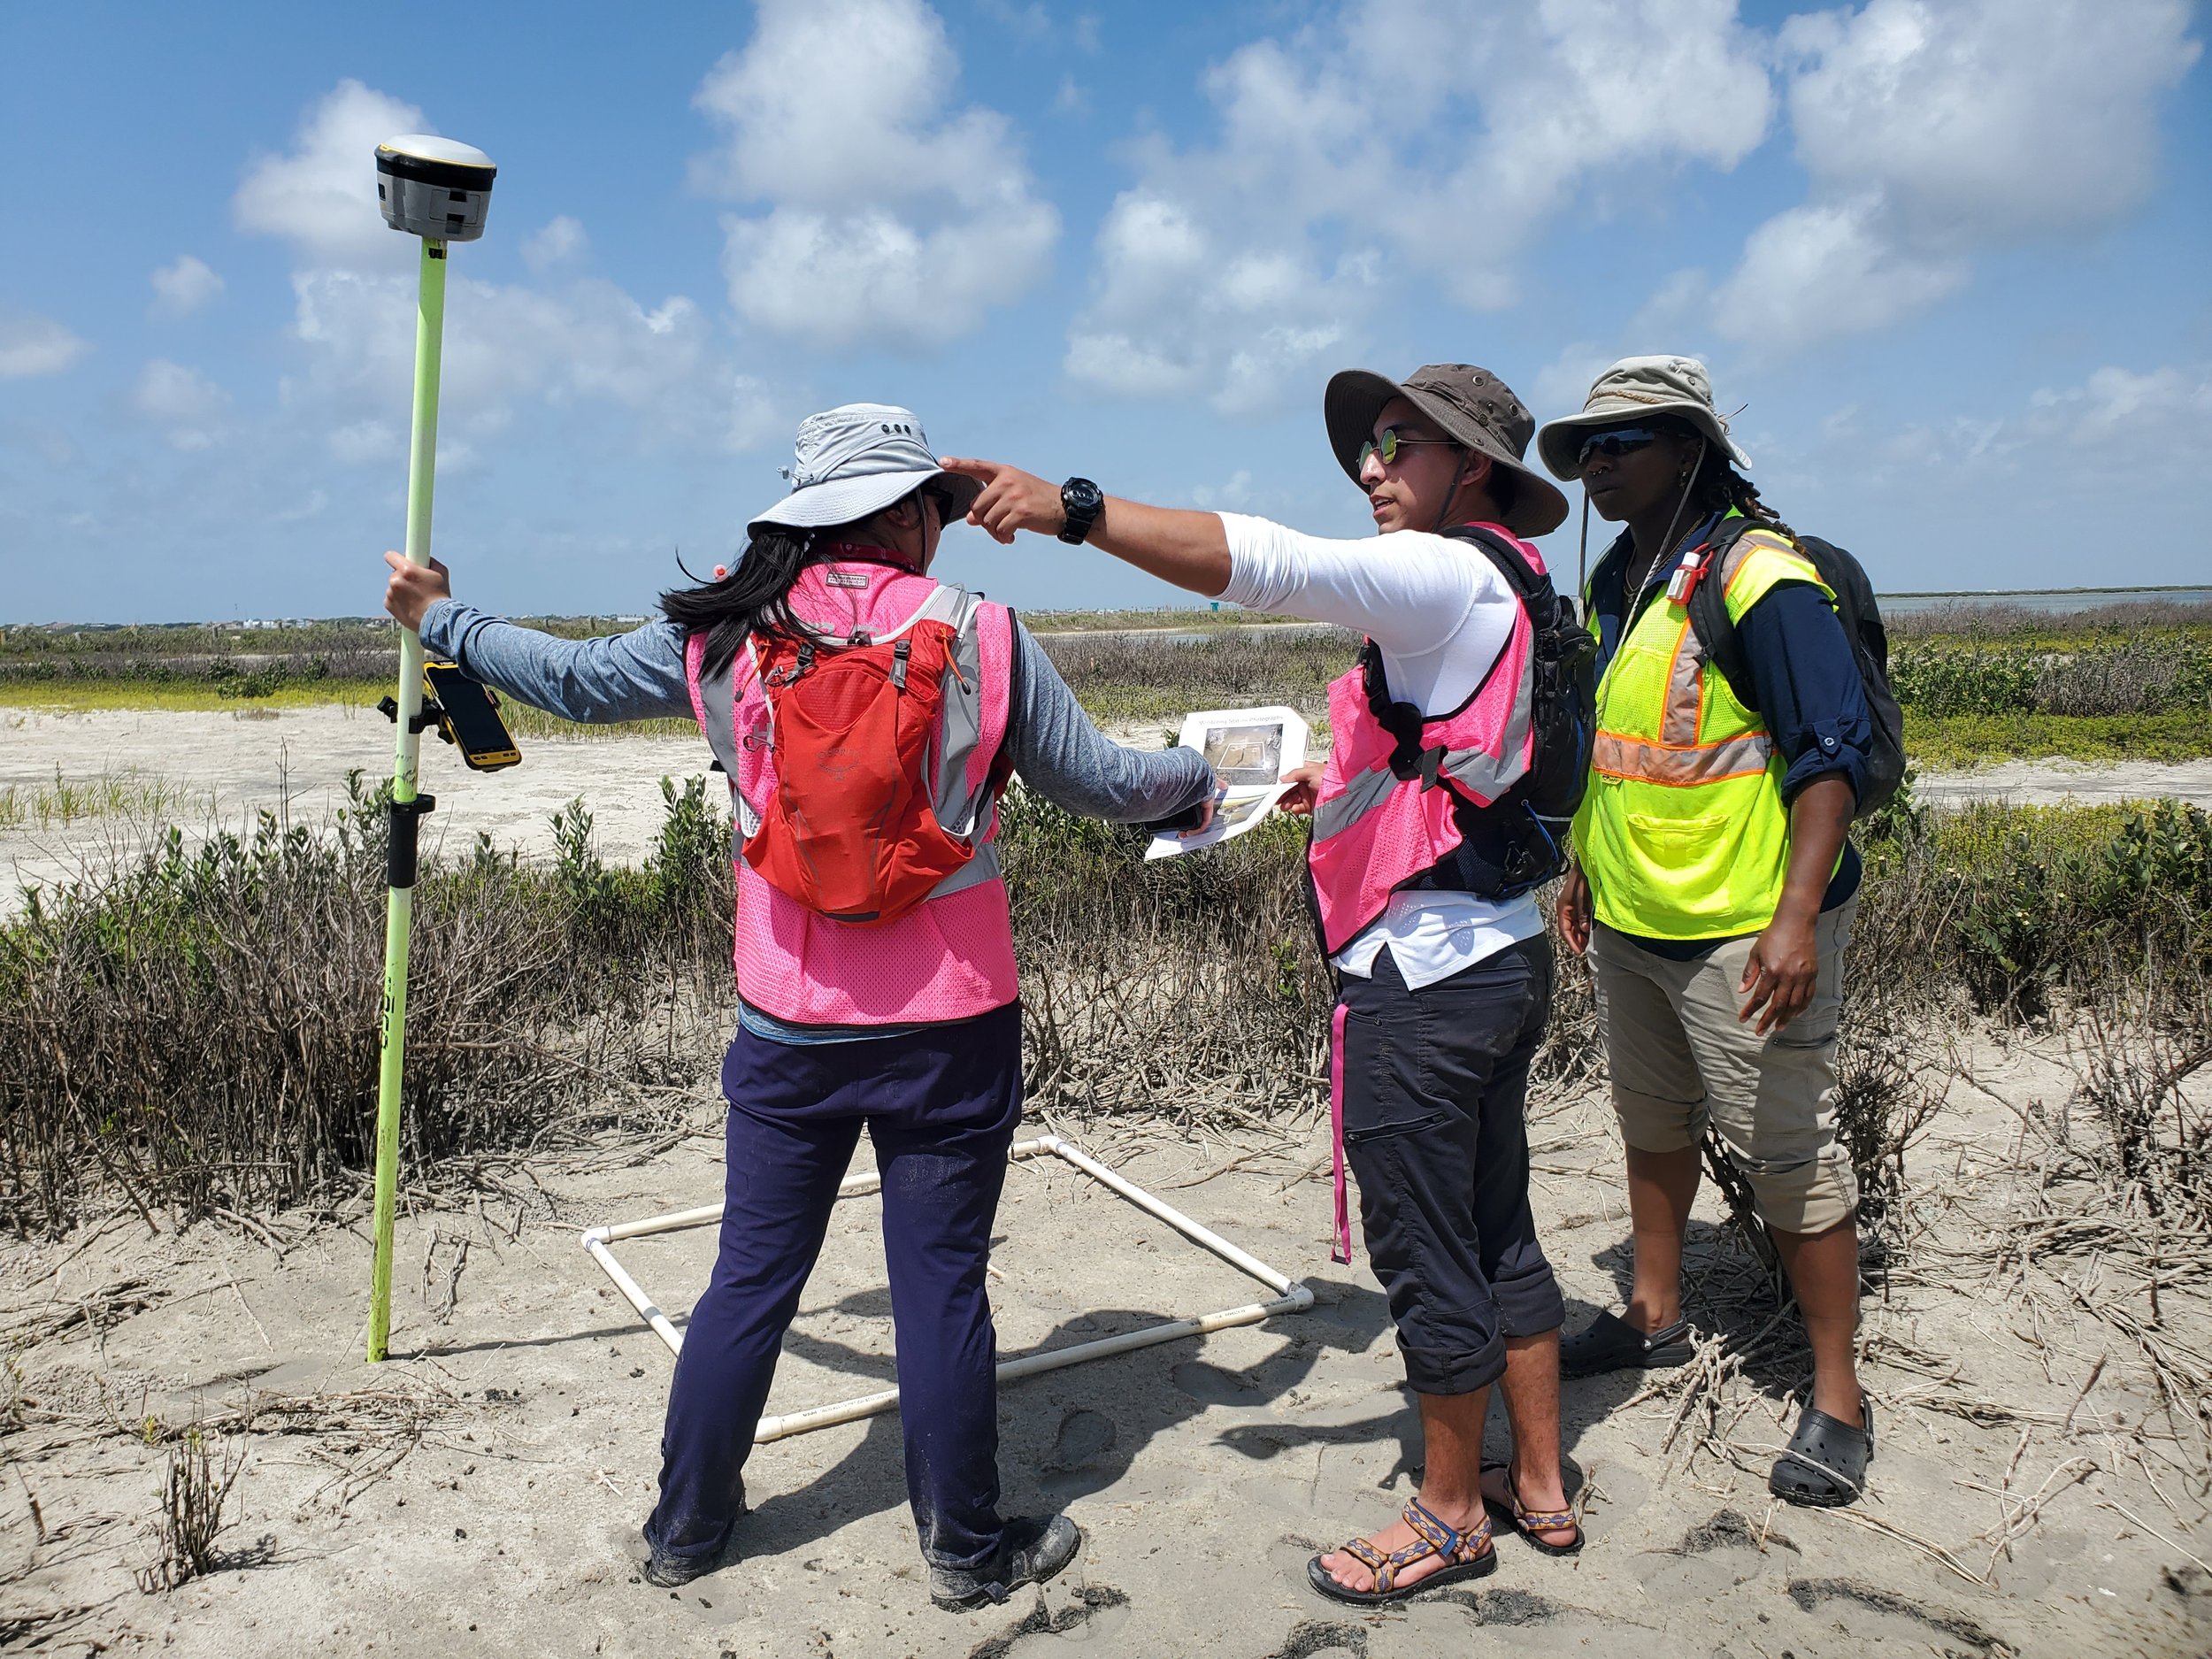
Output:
[
  {"xmin": 695, "ymin": 649, "xmax": 756, "ymax": 857},
  {"xmin": 928, "ymin": 588, "xmax": 992, "ymax": 838},
  {"xmin": 1312, "ymin": 762, "xmax": 1395, "ymax": 841},
  {"xmin": 1315, "ymin": 673, "xmax": 1533, "ymax": 842},
  {"xmin": 1437, "ymin": 672, "xmax": 1533, "ymax": 803},
  {"xmin": 928, "ymin": 838, "xmax": 1001, "ymax": 899}
]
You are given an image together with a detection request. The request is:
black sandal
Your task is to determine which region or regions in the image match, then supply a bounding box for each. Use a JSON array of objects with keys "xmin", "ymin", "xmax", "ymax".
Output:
[
  {"xmin": 1307, "ymin": 1498, "xmax": 1498, "ymax": 1606},
  {"xmin": 1770, "ymin": 1398, "xmax": 1874, "ymax": 1508},
  {"xmin": 1481, "ymin": 1461, "xmax": 1584, "ymax": 1556},
  {"xmin": 1560, "ymin": 1310, "xmax": 1694, "ymax": 1379}
]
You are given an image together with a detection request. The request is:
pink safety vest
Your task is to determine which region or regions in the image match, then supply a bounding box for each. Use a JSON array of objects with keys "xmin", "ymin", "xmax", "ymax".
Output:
[
  {"xmin": 1310, "ymin": 522, "xmax": 1542, "ymax": 1261},
  {"xmin": 683, "ymin": 559, "xmax": 1018, "ymax": 1026}
]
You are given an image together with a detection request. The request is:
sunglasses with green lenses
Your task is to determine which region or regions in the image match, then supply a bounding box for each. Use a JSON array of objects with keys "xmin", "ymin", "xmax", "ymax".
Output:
[
  {"xmin": 1575, "ymin": 426, "xmax": 1664, "ymax": 465},
  {"xmin": 1357, "ymin": 426, "xmax": 1459, "ymax": 469}
]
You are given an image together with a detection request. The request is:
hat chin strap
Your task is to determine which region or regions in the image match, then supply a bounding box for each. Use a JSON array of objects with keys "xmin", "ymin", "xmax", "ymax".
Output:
[
  {"xmin": 1649, "ymin": 436, "xmax": 1708, "ymax": 580},
  {"xmin": 1430, "ymin": 451, "xmax": 1473, "ymax": 537}
]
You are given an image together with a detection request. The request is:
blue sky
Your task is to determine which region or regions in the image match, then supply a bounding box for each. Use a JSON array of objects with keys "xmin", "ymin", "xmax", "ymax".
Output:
[{"xmin": 1, "ymin": 0, "xmax": 2205, "ymax": 624}]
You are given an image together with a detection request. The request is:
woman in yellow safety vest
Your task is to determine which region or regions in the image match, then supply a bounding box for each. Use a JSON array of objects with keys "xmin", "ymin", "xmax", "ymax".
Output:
[{"xmin": 1536, "ymin": 357, "xmax": 1876, "ymax": 1509}]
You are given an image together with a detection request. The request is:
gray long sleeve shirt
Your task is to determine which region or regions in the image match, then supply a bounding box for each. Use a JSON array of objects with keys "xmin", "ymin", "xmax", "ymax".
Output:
[{"xmin": 418, "ymin": 598, "xmax": 1212, "ymax": 824}]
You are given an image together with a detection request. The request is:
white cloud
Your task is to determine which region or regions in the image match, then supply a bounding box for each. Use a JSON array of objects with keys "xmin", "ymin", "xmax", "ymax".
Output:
[
  {"xmin": 1067, "ymin": 0, "xmax": 1774, "ymax": 413},
  {"xmin": 0, "ymin": 309, "xmax": 88, "ymax": 379},
  {"xmin": 691, "ymin": 0, "xmax": 1058, "ymax": 348},
  {"xmin": 1716, "ymin": 0, "xmax": 2201, "ymax": 353},
  {"xmin": 149, "ymin": 256, "xmax": 225, "ymax": 319},
  {"xmin": 234, "ymin": 79, "xmax": 431, "ymax": 266},
  {"xmin": 2024, "ymin": 364, "xmax": 2212, "ymax": 455},
  {"xmin": 522, "ymin": 216, "xmax": 589, "ymax": 273},
  {"xmin": 130, "ymin": 359, "xmax": 232, "ymax": 450}
]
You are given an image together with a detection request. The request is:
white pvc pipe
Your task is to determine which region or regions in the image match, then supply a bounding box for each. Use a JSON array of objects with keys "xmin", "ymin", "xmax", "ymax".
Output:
[
  {"xmin": 583, "ymin": 1232, "xmax": 686, "ymax": 1355},
  {"xmin": 581, "ymin": 1133, "xmax": 1315, "ymax": 1443},
  {"xmin": 753, "ymin": 1287, "xmax": 1312, "ymax": 1442},
  {"xmin": 1023, "ymin": 1133, "xmax": 1297, "ymax": 1295}
]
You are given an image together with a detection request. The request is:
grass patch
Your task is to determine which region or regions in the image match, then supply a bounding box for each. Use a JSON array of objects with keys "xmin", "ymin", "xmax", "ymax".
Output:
[
  {"xmin": 1022, "ymin": 607, "xmax": 1310, "ymax": 634},
  {"xmin": 0, "ymin": 769, "xmax": 210, "ymax": 831},
  {"xmin": 496, "ymin": 703, "xmax": 699, "ymax": 742},
  {"xmin": 1905, "ymin": 711, "xmax": 2212, "ymax": 770},
  {"xmin": 0, "ymin": 679, "xmax": 387, "ymax": 713}
]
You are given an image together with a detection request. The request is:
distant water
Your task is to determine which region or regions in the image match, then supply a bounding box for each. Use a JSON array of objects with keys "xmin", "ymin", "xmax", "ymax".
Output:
[{"xmin": 1879, "ymin": 587, "xmax": 2212, "ymax": 614}]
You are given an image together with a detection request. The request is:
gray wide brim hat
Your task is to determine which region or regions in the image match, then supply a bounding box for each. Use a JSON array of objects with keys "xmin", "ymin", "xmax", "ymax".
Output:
[
  {"xmin": 748, "ymin": 403, "xmax": 981, "ymax": 537},
  {"xmin": 1323, "ymin": 364, "xmax": 1568, "ymax": 539},
  {"xmin": 1533, "ymin": 355, "xmax": 1753, "ymax": 480}
]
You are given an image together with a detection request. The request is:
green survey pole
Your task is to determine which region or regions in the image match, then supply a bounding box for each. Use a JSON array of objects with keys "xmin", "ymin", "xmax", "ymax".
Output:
[
  {"xmin": 366, "ymin": 238, "xmax": 449, "ymax": 1363},
  {"xmin": 366, "ymin": 135, "xmax": 497, "ymax": 1363}
]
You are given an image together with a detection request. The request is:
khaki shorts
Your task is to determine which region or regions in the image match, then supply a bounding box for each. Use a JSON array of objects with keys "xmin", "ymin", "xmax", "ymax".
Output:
[{"xmin": 1588, "ymin": 895, "xmax": 1860, "ymax": 1234}]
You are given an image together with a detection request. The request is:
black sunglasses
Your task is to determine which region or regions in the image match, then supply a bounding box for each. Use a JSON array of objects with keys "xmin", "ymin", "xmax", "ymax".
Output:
[{"xmin": 1575, "ymin": 426, "xmax": 1664, "ymax": 465}]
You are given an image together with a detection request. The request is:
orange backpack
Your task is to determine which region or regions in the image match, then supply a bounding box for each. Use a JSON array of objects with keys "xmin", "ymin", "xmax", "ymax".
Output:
[{"xmin": 743, "ymin": 614, "xmax": 1004, "ymax": 925}]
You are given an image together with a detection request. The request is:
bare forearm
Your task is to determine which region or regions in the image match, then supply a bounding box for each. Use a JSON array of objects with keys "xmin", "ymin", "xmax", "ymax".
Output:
[
  {"xmin": 941, "ymin": 455, "xmax": 1232, "ymax": 596},
  {"xmin": 1087, "ymin": 499, "xmax": 1232, "ymax": 598},
  {"xmin": 1775, "ymin": 775, "xmax": 1853, "ymax": 923}
]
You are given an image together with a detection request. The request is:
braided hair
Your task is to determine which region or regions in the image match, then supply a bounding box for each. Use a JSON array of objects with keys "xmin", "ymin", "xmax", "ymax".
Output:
[{"xmin": 1671, "ymin": 419, "xmax": 1799, "ymax": 543}]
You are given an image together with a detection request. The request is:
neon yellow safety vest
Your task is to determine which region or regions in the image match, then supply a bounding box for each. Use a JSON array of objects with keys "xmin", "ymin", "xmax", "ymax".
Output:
[{"xmin": 1572, "ymin": 518, "xmax": 1833, "ymax": 941}]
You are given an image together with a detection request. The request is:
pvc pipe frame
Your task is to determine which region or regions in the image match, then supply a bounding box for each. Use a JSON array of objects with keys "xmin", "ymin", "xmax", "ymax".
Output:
[
  {"xmin": 367, "ymin": 239, "xmax": 449, "ymax": 1363},
  {"xmin": 582, "ymin": 1133, "xmax": 1316, "ymax": 1443}
]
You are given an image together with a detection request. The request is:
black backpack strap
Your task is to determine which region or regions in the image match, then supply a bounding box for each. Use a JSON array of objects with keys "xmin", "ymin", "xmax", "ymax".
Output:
[
  {"xmin": 1682, "ymin": 518, "xmax": 1760, "ymax": 712},
  {"xmin": 1442, "ymin": 523, "xmax": 1546, "ymax": 603}
]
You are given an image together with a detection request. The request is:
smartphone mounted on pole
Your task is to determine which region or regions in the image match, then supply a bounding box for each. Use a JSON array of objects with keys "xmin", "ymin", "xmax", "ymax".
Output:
[{"xmin": 380, "ymin": 661, "xmax": 521, "ymax": 772}]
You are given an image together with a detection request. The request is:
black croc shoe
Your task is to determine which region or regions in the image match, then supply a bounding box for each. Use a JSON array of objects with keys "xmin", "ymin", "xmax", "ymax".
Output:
[
  {"xmin": 1770, "ymin": 1398, "xmax": 1874, "ymax": 1508},
  {"xmin": 930, "ymin": 1514, "xmax": 1083, "ymax": 1611},
  {"xmin": 1560, "ymin": 1310, "xmax": 1695, "ymax": 1379}
]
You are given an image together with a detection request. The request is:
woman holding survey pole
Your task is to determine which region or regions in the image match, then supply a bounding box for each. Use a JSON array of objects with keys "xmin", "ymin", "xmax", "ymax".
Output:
[
  {"xmin": 944, "ymin": 362, "xmax": 1590, "ymax": 1603},
  {"xmin": 380, "ymin": 404, "xmax": 1216, "ymax": 1609}
]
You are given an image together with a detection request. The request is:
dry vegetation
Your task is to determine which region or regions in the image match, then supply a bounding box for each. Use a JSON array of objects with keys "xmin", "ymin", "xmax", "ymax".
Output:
[{"xmin": 4, "ymin": 599, "xmax": 2212, "ymax": 1641}]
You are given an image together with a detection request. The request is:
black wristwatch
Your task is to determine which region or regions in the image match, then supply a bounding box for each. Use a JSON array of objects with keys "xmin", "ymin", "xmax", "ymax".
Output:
[{"xmin": 1058, "ymin": 477, "xmax": 1104, "ymax": 545}]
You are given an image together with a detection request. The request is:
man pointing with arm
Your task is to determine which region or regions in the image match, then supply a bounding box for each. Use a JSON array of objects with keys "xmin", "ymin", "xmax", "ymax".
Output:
[{"xmin": 943, "ymin": 364, "xmax": 1586, "ymax": 1601}]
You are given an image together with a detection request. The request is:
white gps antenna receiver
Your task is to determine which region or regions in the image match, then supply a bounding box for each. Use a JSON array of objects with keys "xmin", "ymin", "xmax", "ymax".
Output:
[{"xmin": 374, "ymin": 134, "xmax": 497, "ymax": 242}]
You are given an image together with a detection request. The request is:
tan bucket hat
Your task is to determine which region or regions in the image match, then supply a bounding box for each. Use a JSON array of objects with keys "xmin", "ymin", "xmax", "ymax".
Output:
[
  {"xmin": 1323, "ymin": 363, "xmax": 1570, "ymax": 539},
  {"xmin": 1534, "ymin": 355, "xmax": 1751, "ymax": 481}
]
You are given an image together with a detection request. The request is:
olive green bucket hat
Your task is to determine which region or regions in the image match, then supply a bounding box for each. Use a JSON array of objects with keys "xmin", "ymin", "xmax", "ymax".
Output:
[{"xmin": 1323, "ymin": 363, "xmax": 1570, "ymax": 539}]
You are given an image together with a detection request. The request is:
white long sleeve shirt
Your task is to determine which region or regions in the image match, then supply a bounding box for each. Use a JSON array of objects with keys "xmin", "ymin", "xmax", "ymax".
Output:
[{"xmin": 1217, "ymin": 513, "xmax": 1545, "ymax": 988}]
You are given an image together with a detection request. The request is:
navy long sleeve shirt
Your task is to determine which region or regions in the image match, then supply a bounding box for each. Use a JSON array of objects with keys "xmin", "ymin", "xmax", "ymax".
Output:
[{"xmin": 1585, "ymin": 514, "xmax": 1869, "ymax": 948}]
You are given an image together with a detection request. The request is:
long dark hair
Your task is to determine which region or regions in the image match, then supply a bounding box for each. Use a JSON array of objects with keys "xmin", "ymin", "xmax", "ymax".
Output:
[{"xmin": 659, "ymin": 527, "xmax": 824, "ymax": 678}]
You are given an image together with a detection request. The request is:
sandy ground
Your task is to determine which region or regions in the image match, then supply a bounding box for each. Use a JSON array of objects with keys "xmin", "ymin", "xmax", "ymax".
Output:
[
  {"xmin": 4, "ymin": 707, "xmax": 2209, "ymax": 911},
  {"xmin": 5, "ymin": 1037, "xmax": 2210, "ymax": 1658},
  {"xmin": 1913, "ymin": 759, "xmax": 2212, "ymax": 812}
]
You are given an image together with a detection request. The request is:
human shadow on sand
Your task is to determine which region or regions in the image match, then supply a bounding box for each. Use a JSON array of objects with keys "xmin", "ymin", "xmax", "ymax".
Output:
[{"xmin": 725, "ymin": 1279, "xmax": 1393, "ymax": 1563}]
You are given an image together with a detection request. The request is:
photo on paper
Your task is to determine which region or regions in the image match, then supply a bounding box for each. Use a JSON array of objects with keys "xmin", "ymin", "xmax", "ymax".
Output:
[
  {"xmin": 1201, "ymin": 722, "xmax": 1285, "ymax": 787},
  {"xmin": 1146, "ymin": 704, "xmax": 1310, "ymax": 861}
]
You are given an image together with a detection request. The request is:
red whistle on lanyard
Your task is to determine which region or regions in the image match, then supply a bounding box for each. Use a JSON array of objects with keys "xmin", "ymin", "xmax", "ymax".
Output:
[{"xmin": 1666, "ymin": 546, "xmax": 1714, "ymax": 606}]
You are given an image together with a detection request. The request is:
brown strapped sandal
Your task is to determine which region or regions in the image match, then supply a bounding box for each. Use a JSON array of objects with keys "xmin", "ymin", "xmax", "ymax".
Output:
[
  {"xmin": 1481, "ymin": 1461, "xmax": 1583, "ymax": 1556},
  {"xmin": 1306, "ymin": 1497, "xmax": 1498, "ymax": 1606}
]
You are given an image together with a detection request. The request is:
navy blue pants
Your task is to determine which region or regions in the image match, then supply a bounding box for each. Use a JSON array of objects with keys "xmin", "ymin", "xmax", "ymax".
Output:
[
  {"xmin": 642, "ymin": 1002, "xmax": 1024, "ymax": 1574},
  {"xmin": 1338, "ymin": 939, "xmax": 1563, "ymax": 1395}
]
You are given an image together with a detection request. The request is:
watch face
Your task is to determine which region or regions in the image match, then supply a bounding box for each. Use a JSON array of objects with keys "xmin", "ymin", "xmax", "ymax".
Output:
[{"xmin": 1064, "ymin": 478, "xmax": 1103, "ymax": 514}]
